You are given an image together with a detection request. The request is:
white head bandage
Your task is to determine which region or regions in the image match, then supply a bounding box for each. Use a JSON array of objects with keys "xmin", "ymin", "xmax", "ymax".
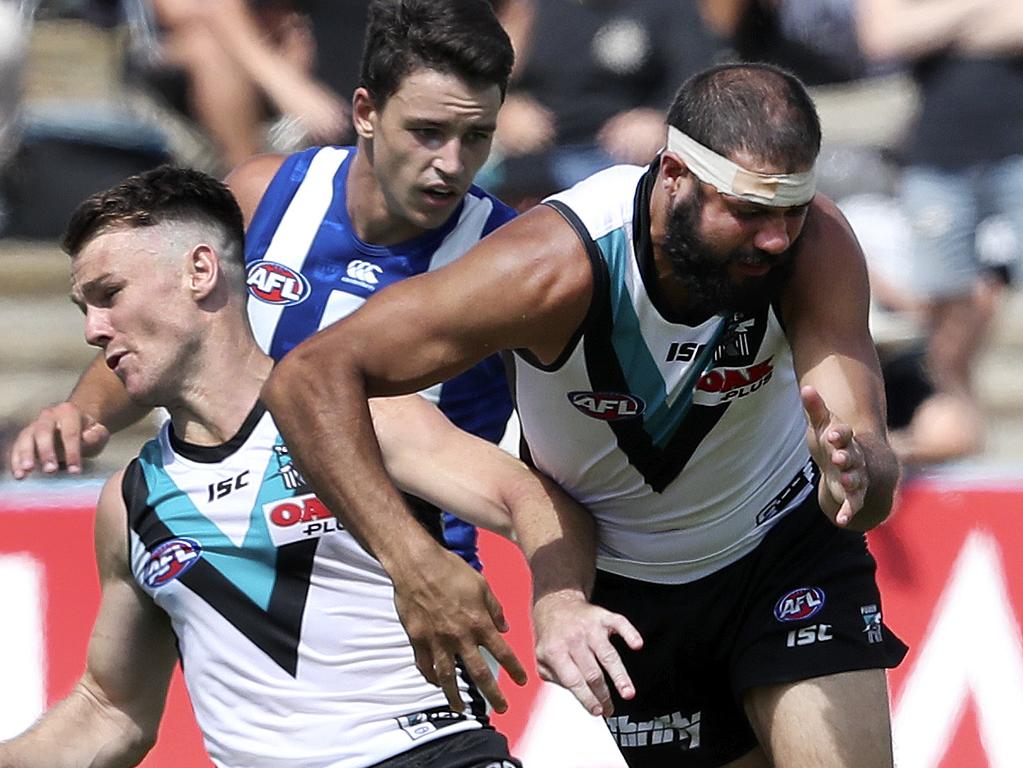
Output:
[{"xmin": 666, "ymin": 126, "xmax": 816, "ymax": 208}]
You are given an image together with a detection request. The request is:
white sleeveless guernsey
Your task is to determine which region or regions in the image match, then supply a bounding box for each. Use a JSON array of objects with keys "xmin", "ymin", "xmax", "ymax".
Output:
[
  {"xmin": 511, "ymin": 164, "xmax": 815, "ymax": 584},
  {"xmin": 124, "ymin": 404, "xmax": 487, "ymax": 767}
]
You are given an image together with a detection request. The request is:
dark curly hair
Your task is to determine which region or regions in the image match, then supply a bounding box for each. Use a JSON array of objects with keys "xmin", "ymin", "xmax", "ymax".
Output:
[{"xmin": 360, "ymin": 0, "xmax": 513, "ymax": 107}]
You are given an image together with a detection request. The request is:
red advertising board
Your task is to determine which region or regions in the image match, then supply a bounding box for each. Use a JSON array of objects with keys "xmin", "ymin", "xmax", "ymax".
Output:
[{"xmin": 1, "ymin": 476, "xmax": 1020, "ymax": 766}]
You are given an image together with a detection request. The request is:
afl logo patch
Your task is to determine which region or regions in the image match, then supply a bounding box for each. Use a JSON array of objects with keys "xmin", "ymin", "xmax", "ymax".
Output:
[
  {"xmin": 144, "ymin": 538, "xmax": 202, "ymax": 588},
  {"xmin": 246, "ymin": 260, "xmax": 310, "ymax": 305},
  {"xmin": 774, "ymin": 587, "xmax": 826, "ymax": 622},
  {"xmin": 568, "ymin": 391, "xmax": 645, "ymax": 421}
]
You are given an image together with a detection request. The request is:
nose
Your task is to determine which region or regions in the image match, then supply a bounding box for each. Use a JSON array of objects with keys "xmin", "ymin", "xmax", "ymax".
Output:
[
  {"xmin": 84, "ymin": 307, "xmax": 112, "ymax": 349},
  {"xmin": 752, "ymin": 213, "xmax": 793, "ymax": 255},
  {"xmin": 433, "ymin": 138, "xmax": 465, "ymax": 180}
]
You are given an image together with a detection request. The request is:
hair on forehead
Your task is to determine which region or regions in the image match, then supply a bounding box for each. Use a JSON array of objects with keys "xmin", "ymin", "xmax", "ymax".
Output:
[
  {"xmin": 62, "ymin": 165, "xmax": 245, "ymax": 262},
  {"xmin": 667, "ymin": 62, "xmax": 821, "ymax": 169},
  {"xmin": 360, "ymin": 0, "xmax": 513, "ymax": 106}
]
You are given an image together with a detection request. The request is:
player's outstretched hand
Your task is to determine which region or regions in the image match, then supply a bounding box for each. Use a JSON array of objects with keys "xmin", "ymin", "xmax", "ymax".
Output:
[
  {"xmin": 9, "ymin": 402, "xmax": 110, "ymax": 479},
  {"xmin": 801, "ymin": 385, "xmax": 868, "ymax": 528},
  {"xmin": 390, "ymin": 548, "xmax": 527, "ymax": 714},
  {"xmin": 533, "ymin": 590, "xmax": 643, "ymax": 717}
]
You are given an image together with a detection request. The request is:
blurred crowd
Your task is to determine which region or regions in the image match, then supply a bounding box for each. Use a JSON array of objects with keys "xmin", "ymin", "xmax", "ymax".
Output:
[{"xmin": 1, "ymin": 0, "xmax": 1021, "ymax": 470}]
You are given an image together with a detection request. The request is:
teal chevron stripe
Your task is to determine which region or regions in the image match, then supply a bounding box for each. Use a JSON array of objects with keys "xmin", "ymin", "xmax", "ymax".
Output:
[
  {"xmin": 139, "ymin": 440, "xmax": 285, "ymax": 611},
  {"xmin": 596, "ymin": 230, "xmax": 727, "ymax": 449}
]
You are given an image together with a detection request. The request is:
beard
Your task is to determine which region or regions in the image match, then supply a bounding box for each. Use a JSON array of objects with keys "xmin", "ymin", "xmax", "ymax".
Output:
[{"xmin": 661, "ymin": 191, "xmax": 794, "ymax": 318}]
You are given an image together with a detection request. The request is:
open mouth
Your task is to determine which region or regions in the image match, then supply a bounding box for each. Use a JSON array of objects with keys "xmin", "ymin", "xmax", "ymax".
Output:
[
  {"xmin": 423, "ymin": 186, "xmax": 457, "ymax": 205},
  {"xmin": 105, "ymin": 351, "xmax": 125, "ymax": 371}
]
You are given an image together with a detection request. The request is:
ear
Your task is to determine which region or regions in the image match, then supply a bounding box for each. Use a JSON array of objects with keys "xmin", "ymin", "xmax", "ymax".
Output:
[
  {"xmin": 659, "ymin": 151, "xmax": 691, "ymax": 194},
  {"xmin": 352, "ymin": 87, "xmax": 378, "ymax": 141},
  {"xmin": 187, "ymin": 244, "xmax": 220, "ymax": 301}
]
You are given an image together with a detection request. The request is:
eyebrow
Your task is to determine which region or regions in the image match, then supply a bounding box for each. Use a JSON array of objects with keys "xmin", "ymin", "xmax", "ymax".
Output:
[
  {"xmin": 407, "ymin": 116, "xmax": 497, "ymax": 133},
  {"xmin": 69, "ymin": 272, "xmax": 114, "ymax": 307}
]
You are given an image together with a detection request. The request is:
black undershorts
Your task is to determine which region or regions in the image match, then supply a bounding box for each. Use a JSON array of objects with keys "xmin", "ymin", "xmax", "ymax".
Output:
[
  {"xmin": 372, "ymin": 727, "xmax": 520, "ymax": 768},
  {"xmin": 593, "ymin": 489, "xmax": 908, "ymax": 767}
]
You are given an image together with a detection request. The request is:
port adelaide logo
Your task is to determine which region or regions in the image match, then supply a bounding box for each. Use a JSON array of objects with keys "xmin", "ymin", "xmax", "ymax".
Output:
[
  {"xmin": 144, "ymin": 537, "xmax": 202, "ymax": 588},
  {"xmin": 774, "ymin": 586, "xmax": 826, "ymax": 622},
  {"xmin": 246, "ymin": 260, "xmax": 311, "ymax": 306},
  {"xmin": 568, "ymin": 391, "xmax": 645, "ymax": 421}
]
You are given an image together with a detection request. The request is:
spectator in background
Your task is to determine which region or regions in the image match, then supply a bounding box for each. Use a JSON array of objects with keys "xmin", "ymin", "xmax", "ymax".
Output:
[
  {"xmin": 857, "ymin": 0, "xmax": 1023, "ymax": 464},
  {"xmin": 140, "ymin": 0, "xmax": 352, "ymax": 170},
  {"xmin": 295, "ymin": 0, "xmax": 367, "ymax": 106},
  {"xmin": 840, "ymin": 191, "xmax": 1011, "ymax": 466},
  {"xmin": 729, "ymin": 0, "xmax": 867, "ymax": 86},
  {"xmin": 0, "ymin": 0, "xmax": 25, "ymax": 233},
  {"xmin": 486, "ymin": 0, "xmax": 725, "ymax": 208}
]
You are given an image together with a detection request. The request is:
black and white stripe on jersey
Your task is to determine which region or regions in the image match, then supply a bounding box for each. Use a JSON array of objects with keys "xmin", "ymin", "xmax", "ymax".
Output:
[
  {"xmin": 543, "ymin": 199, "xmax": 773, "ymax": 492},
  {"xmin": 122, "ymin": 460, "xmax": 317, "ymax": 677}
]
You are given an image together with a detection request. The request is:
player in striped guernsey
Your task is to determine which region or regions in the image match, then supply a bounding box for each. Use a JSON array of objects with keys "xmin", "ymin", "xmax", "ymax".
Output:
[
  {"xmin": 9, "ymin": 0, "xmax": 527, "ymax": 709},
  {"xmin": 265, "ymin": 64, "xmax": 908, "ymax": 767},
  {"xmin": 0, "ymin": 165, "xmax": 586, "ymax": 766}
]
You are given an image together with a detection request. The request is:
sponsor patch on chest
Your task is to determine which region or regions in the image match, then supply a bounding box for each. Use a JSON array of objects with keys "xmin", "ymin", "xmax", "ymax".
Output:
[
  {"xmin": 263, "ymin": 492, "xmax": 343, "ymax": 546},
  {"xmin": 695, "ymin": 358, "xmax": 775, "ymax": 403}
]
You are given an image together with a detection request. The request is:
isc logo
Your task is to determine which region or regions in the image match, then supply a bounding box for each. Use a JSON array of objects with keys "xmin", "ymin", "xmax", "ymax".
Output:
[
  {"xmin": 246, "ymin": 260, "xmax": 310, "ymax": 306},
  {"xmin": 207, "ymin": 470, "xmax": 249, "ymax": 502},
  {"xmin": 568, "ymin": 391, "xmax": 645, "ymax": 421},
  {"xmin": 786, "ymin": 623, "xmax": 833, "ymax": 647}
]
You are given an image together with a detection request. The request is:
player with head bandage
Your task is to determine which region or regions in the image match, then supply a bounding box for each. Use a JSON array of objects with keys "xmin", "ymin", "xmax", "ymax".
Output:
[{"xmin": 264, "ymin": 61, "xmax": 907, "ymax": 768}]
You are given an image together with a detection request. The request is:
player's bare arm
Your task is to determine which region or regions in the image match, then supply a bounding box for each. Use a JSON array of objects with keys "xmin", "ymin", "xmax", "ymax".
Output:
[
  {"xmin": 371, "ymin": 393, "xmax": 521, "ymax": 538},
  {"xmin": 511, "ymin": 456, "xmax": 643, "ymax": 719},
  {"xmin": 262, "ymin": 205, "xmax": 593, "ymax": 712},
  {"xmin": 9, "ymin": 354, "xmax": 147, "ymax": 479},
  {"xmin": 371, "ymin": 391, "xmax": 645, "ymax": 716},
  {"xmin": 781, "ymin": 196, "xmax": 900, "ymax": 531},
  {"xmin": 0, "ymin": 471, "xmax": 178, "ymax": 766}
]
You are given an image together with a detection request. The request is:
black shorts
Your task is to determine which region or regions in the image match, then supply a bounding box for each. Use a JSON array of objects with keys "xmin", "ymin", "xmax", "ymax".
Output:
[
  {"xmin": 593, "ymin": 490, "xmax": 908, "ymax": 767},
  {"xmin": 372, "ymin": 728, "xmax": 521, "ymax": 768}
]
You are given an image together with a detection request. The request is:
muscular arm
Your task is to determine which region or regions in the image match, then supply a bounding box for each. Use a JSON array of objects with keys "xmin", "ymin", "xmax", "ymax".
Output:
[
  {"xmin": 782, "ymin": 197, "xmax": 900, "ymax": 532},
  {"xmin": 263, "ymin": 205, "xmax": 593, "ymax": 711},
  {"xmin": 0, "ymin": 472, "xmax": 178, "ymax": 766},
  {"xmin": 369, "ymin": 387, "xmax": 646, "ymax": 718},
  {"xmin": 372, "ymin": 394, "xmax": 524, "ymax": 539},
  {"xmin": 510, "ymin": 449, "xmax": 642, "ymax": 717}
]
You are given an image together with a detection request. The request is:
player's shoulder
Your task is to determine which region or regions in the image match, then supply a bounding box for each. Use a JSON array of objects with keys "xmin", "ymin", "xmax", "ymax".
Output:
[
  {"xmin": 794, "ymin": 194, "xmax": 867, "ymax": 273},
  {"xmin": 782, "ymin": 193, "xmax": 870, "ymax": 325},
  {"xmin": 99, "ymin": 466, "xmax": 128, "ymax": 509},
  {"xmin": 544, "ymin": 164, "xmax": 647, "ymax": 239},
  {"xmin": 463, "ymin": 183, "xmax": 518, "ymax": 231},
  {"xmin": 95, "ymin": 466, "xmax": 130, "ymax": 559},
  {"xmin": 225, "ymin": 153, "xmax": 288, "ymax": 227}
]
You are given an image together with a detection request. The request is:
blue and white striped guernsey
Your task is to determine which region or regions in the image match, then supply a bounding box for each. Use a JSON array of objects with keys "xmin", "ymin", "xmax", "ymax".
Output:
[{"xmin": 243, "ymin": 146, "xmax": 516, "ymax": 568}]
